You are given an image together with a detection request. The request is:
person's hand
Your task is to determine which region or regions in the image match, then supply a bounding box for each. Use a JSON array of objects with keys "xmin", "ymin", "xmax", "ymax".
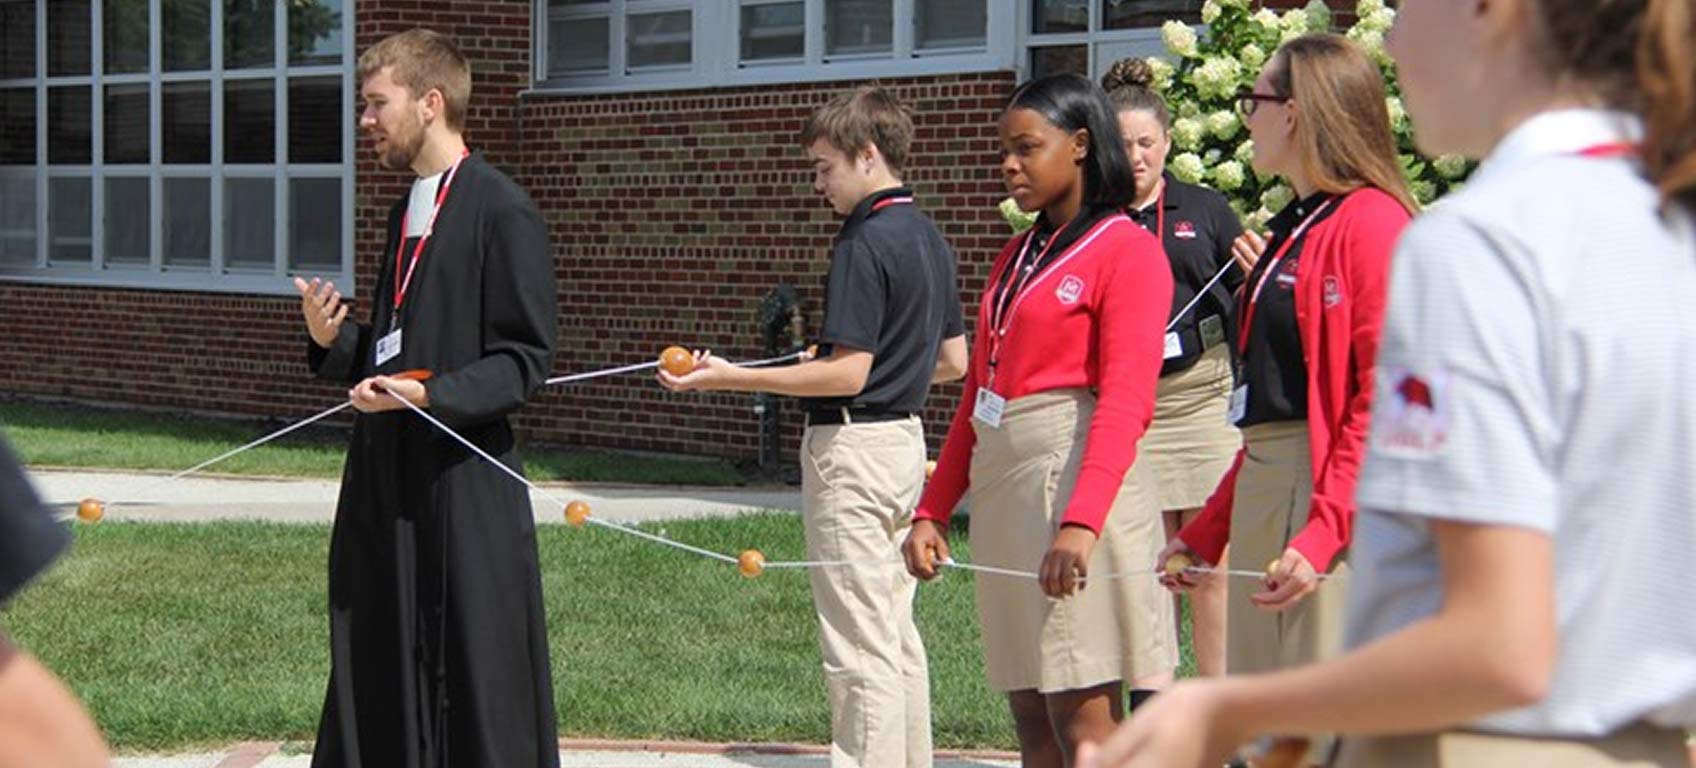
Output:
[
  {"xmin": 902, "ymin": 519, "xmax": 951, "ymax": 580},
  {"xmin": 1252, "ymin": 547, "xmax": 1320, "ymax": 612},
  {"xmin": 1231, "ymin": 230, "xmax": 1268, "ymax": 275},
  {"xmin": 349, "ymin": 375, "xmax": 429, "ymax": 414},
  {"xmin": 1155, "ymin": 537, "xmax": 1213, "ymax": 593},
  {"xmin": 1075, "ymin": 679, "xmax": 1248, "ymax": 768},
  {"xmin": 1039, "ymin": 524, "xmax": 1097, "ymax": 597},
  {"xmin": 294, "ymin": 276, "xmax": 347, "ymax": 349},
  {"xmin": 656, "ymin": 350, "xmax": 742, "ymax": 392}
]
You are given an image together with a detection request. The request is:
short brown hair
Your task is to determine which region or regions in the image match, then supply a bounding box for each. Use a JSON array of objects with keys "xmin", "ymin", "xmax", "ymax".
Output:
[
  {"xmin": 358, "ymin": 29, "xmax": 471, "ymax": 132},
  {"xmin": 800, "ymin": 86, "xmax": 916, "ymax": 176}
]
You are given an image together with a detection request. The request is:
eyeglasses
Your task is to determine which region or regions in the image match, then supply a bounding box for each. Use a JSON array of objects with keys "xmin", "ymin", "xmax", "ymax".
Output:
[{"xmin": 1236, "ymin": 89, "xmax": 1289, "ymax": 117}]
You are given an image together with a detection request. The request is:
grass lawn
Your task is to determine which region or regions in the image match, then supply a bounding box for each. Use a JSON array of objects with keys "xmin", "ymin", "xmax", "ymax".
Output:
[
  {"xmin": 0, "ymin": 400, "xmax": 742, "ymax": 486},
  {"xmin": 1, "ymin": 515, "xmax": 1194, "ymax": 753}
]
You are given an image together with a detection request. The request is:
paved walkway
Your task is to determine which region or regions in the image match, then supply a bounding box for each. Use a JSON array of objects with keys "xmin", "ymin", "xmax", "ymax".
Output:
[
  {"xmin": 112, "ymin": 740, "xmax": 1019, "ymax": 767},
  {"xmin": 29, "ymin": 468, "xmax": 801, "ymax": 525}
]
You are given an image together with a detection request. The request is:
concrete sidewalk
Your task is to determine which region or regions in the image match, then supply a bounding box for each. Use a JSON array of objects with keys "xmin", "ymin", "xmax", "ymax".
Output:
[
  {"xmin": 113, "ymin": 740, "xmax": 1019, "ymax": 767},
  {"xmin": 29, "ymin": 468, "xmax": 801, "ymax": 525}
]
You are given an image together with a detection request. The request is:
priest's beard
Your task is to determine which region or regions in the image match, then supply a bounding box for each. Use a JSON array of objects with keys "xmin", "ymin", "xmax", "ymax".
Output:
[{"xmin": 378, "ymin": 115, "xmax": 428, "ymax": 172}]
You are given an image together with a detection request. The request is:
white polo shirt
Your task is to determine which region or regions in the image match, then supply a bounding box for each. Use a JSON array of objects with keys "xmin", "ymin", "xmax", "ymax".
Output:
[{"xmin": 1346, "ymin": 109, "xmax": 1696, "ymax": 736}]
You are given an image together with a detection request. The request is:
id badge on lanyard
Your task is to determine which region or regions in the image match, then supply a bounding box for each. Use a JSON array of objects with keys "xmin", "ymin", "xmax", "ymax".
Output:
[{"xmin": 379, "ymin": 150, "xmax": 469, "ymax": 367}]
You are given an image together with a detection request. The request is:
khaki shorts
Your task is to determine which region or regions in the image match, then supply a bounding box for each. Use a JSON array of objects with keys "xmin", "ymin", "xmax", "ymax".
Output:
[{"xmin": 1333, "ymin": 721, "xmax": 1689, "ymax": 767}]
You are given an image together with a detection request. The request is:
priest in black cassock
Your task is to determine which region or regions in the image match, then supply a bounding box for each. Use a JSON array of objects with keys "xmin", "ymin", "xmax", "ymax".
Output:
[{"xmin": 294, "ymin": 29, "xmax": 559, "ymax": 768}]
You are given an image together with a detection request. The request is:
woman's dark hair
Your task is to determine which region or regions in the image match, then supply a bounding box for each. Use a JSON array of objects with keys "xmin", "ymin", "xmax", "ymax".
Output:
[
  {"xmin": 1101, "ymin": 58, "xmax": 1172, "ymax": 131},
  {"xmin": 1006, "ymin": 73, "xmax": 1138, "ymax": 209},
  {"xmin": 1536, "ymin": 0, "xmax": 1696, "ymax": 212}
]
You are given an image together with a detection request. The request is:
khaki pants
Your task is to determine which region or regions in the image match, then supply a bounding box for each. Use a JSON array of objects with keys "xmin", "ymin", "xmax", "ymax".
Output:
[
  {"xmin": 1229, "ymin": 422, "xmax": 1351, "ymax": 764},
  {"xmin": 802, "ymin": 418, "xmax": 933, "ymax": 768},
  {"xmin": 1333, "ymin": 721, "xmax": 1688, "ymax": 767}
]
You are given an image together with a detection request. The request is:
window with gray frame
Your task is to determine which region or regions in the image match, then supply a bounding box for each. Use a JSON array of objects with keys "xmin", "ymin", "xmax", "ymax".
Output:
[
  {"xmin": 0, "ymin": 0, "xmax": 353, "ymax": 295},
  {"xmin": 1026, "ymin": 0, "xmax": 1202, "ymax": 81}
]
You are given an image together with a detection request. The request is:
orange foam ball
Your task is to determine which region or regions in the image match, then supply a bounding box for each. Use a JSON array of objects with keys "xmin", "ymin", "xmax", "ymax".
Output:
[
  {"xmin": 805, "ymin": 344, "xmax": 819, "ymax": 360},
  {"xmin": 924, "ymin": 460, "xmax": 937, "ymax": 480},
  {"xmin": 737, "ymin": 549, "xmax": 766, "ymax": 579},
  {"xmin": 77, "ymin": 497, "xmax": 105, "ymax": 524},
  {"xmin": 1267, "ymin": 559, "xmax": 1283, "ymax": 578},
  {"xmin": 659, "ymin": 346, "xmax": 694, "ymax": 377},
  {"xmin": 564, "ymin": 500, "xmax": 591, "ymax": 528},
  {"xmin": 1258, "ymin": 737, "xmax": 1311, "ymax": 768},
  {"xmin": 1163, "ymin": 552, "xmax": 1194, "ymax": 577}
]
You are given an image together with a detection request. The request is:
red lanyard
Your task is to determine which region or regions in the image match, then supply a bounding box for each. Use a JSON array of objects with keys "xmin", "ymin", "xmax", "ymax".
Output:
[
  {"xmin": 1130, "ymin": 184, "xmax": 1165, "ymax": 240},
  {"xmin": 985, "ymin": 226, "xmax": 1065, "ymax": 387},
  {"xmin": 1236, "ymin": 196, "xmax": 1337, "ymax": 355},
  {"xmin": 393, "ymin": 149, "xmax": 471, "ymax": 314}
]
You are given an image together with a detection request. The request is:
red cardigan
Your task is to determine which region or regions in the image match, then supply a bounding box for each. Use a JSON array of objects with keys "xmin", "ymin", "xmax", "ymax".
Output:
[
  {"xmin": 1178, "ymin": 187, "xmax": 1409, "ymax": 572},
  {"xmin": 915, "ymin": 212, "xmax": 1173, "ymax": 534}
]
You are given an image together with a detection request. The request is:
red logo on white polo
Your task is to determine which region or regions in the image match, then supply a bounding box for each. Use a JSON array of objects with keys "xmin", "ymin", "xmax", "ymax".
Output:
[
  {"xmin": 1056, "ymin": 275, "xmax": 1086, "ymax": 304},
  {"xmin": 1373, "ymin": 366, "xmax": 1450, "ymax": 459},
  {"xmin": 1323, "ymin": 275, "xmax": 1342, "ymax": 308},
  {"xmin": 1174, "ymin": 221, "xmax": 1197, "ymax": 239}
]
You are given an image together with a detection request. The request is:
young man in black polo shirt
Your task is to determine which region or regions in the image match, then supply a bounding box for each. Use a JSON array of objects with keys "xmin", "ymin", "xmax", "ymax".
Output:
[{"xmin": 659, "ymin": 85, "xmax": 965, "ymax": 768}]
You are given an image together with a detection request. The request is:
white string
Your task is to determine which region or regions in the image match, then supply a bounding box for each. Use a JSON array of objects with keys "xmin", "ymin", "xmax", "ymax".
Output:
[
  {"xmin": 1165, "ymin": 257, "xmax": 1237, "ymax": 333},
  {"xmin": 543, "ymin": 350, "xmax": 807, "ymax": 387}
]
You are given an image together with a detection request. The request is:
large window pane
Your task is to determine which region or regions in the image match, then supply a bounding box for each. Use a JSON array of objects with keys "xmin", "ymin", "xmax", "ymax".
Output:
[
  {"xmin": 288, "ymin": 76, "xmax": 341, "ymax": 163},
  {"xmin": 1103, "ymin": 0, "xmax": 1201, "ymax": 28},
  {"xmin": 163, "ymin": 177, "xmax": 209, "ymax": 268},
  {"xmin": 627, "ymin": 10, "xmax": 690, "ymax": 70},
  {"xmin": 0, "ymin": 176, "xmax": 36, "ymax": 266},
  {"xmin": 225, "ymin": 79, "xmax": 274, "ymax": 164},
  {"xmin": 48, "ymin": 86, "xmax": 91, "ymax": 165},
  {"xmin": 47, "ymin": 0, "xmax": 90, "ymax": 76},
  {"xmin": 1031, "ymin": 45, "xmax": 1087, "ymax": 79},
  {"xmin": 163, "ymin": 81, "xmax": 211, "ymax": 163},
  {"xmin": 163, "ymin": 0, "xmax": 211, "ymax": 71},
  {"xmin": 0, "ymin": 89, "xmax": 33, "ymax": 165},
  {"xmin": 548, "ymin": 15, "xmax": 609, "ymax": 75},
  {"xmin": 224, "ymin": 177, "xmax": 273, "ymax": 270},
  {"xmin": 103, "ymin": 177, "xmax": 149, "ymax": 265},
  {"xmin": 1032, "ymin": 0, "xmax": 1087, "ymax": 34},
  {"xmin": 740, "ymin": 2, "xmax": 802, "ymax": 62},
  {"xmin": 104, "ymin": 0, "xmax": 147, "ymax": 73},
  {"xmin": 0, "ymin": 0, "xmax": 34, "ymax": 78},
  {"xmin": 104, "ymin": 83, "xmax": 149, "ymax": 164},
  {"xmin": 48, "ymin": 176, "xmax": 91, "ymax": 265},
  {"xmin": 289, "ymin": 177, "xmax": 339, "ymax": 271},
  {"xmin": 916, "ymin": 0, "xmax": 986, "ymax": 50},
  {"xmin": 224, "ymin": 0, "xmax": 274, "ymax": 69},
  {"xmin": 288, "ymin": 0, "xmax": 341, "ymax": 65},
  {"xmin": 827, "ymin": 0, "xmax": 892, "ymax": 57}
]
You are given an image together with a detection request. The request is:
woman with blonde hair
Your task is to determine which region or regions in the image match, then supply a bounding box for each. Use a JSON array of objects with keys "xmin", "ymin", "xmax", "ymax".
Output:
[
  {"xmin": 1154, "ymin": 32, "xmax": 1414, "ymax": 765},
  {"xmin": 1086, "ymin": 0, "xmax": 1696, "ymax": 765}
]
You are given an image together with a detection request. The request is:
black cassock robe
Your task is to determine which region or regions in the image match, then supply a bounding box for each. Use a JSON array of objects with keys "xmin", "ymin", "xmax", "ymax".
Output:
[{"xmin": 307, "ymin": 152, "xmax": 560, "ymax": 768}]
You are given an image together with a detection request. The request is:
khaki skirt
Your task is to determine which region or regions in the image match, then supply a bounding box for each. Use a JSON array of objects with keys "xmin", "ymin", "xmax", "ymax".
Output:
[
  {"xmin": 967, "ymin": 389, "xmax": 1176, "ymax": 694},
  {"xmin": 1332, "ymin": 721, "xmax": 1689, "ymax": 768},
  {"xmin": 1230, "ymin": 421, "xmax": 1352, "ymax": 763},
  {"xmin": 1143, "ymin": 345, "xmax": 1242, "ymax": 511}
]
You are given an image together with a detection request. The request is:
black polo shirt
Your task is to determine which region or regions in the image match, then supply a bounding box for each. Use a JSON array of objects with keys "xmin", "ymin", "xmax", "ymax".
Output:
[
  {"xmin": 805, "ymin": 186, "xmax": 965, "ymax": 416},
  {"xmin": 1125, "ymin": 173, "xmax": 1245, "ymax": 376},
  {"xmin": 0, "ymin": 437, "xmax": 67, "ymax": 607},
  {"xmin": 1237, "ymin": 191, "xmax": 1339, "ymax": 427}
]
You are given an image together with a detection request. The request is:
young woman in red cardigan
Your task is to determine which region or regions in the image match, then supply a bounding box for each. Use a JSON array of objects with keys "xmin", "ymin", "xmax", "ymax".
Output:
[
  {"xmin": 900, "ymin": 74, "xmax": 1175, "ymax": 768},
  {"xmin": 1155, "ymin": 33, "xmax": 1415, "ymax": 765}
]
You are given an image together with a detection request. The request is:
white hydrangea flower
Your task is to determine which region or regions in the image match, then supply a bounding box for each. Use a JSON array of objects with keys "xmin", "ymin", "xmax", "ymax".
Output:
[
  {"xmin": 1145, "ymin": 56, "xmax": 1175, "ymax": 91},
  {"xmin": 1252, "ymin": 8, "xmax": 1282, "ymax": 33},
  {"xmin": 1356, "ymin": 0, "xmax": 1385, "ymax": 17},
  {"xmin": 1281, "ymin": 8, "xmax": 1309, "ymax": 33},
  {"xmin": 1385, "ymin": 95, "xmax": 1408, "ymax": 132},
  {"xmin": 1220, "ymin": 0, "xmax": 1249, "ymax": 10},
  {"xmin": 1234, "ymin": 139, "xmax": 1255, "ymax": 165},
  {"xmin": 1353, "ymin": 27, "xmax": 1389, "ymax": 64},
  {"xmin": 1203, "ymin": 148, "xmax": 1224, "ymax": 165},
  {"xmin": 1211, "ymin": 160, "xmax": 1247, "ymax": 191},
  {"xmin": 1412, "ymin": 179, "xmax": 1437, "ymax": 205},
  {"xmin": 1178, "ymin": 99, "xmax": 1202, "ymax": 119},
  {"xmin": 1162, "ymin": 20, "xmax": 1200, "ymax": 59},
  {"xmin": 1188, "ymin": 55, "xmax": 1244, "ymax": 101},
  {"xmin": 1202, "ymin": 0, "xmax": 1222, "ymax": 24},
  {"xmin": 1304, "ymin": 0, "xmax": 1332, "ymax": 32},
  {"xmin": 999, "ymin": 197, "xmax": 1038, "ymax": 233},
  {"xmin": 1433, "ymin": 154, "xmax": 1469, "ymax": 179},
  {"xmin": 1261, "ymin": 183, "xmax": 1294, "ymax": 212},
  {"xmin": 1170, "ymin": 152, "xmax": 1207, "ymax": 184},
  {"xmin": 1171, "ymin": 117, "xmax": 1207, "ymax": 151},
  {"xmin": 1280, "ymin": 26, "xmax": 1307, "ymax": 45},
  {"xmin": 1239, "ymin": 42, "xmax": 1267, "ymax": 72},
  {"xmin": 1207, "ymin": 109, "xmax": 1241, "ymax": 141},
  {"xmin": 1362, "ymin": 7, "xmax": 1396, "ymax": 32},
  {"xmin": 1247, "ymin": 206, "xmax": 1275, "ymax": 230}
]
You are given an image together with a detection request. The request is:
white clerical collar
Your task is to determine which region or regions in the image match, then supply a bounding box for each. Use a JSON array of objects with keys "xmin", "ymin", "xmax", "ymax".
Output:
[
  {"xmin": 404, "ymin": 170, "xmax": 446, "ymax": 238},
  {"xmin": 1474, "ymin": 109, "xmax": 1642, "ymax": 184}
]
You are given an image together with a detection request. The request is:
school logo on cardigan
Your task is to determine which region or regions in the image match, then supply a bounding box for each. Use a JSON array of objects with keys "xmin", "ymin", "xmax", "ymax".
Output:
[
  {"xmin": 1174, "ymin": 221, "xmax": 1197, "ymax": 239},
  {"xmin": 1056, "ymin": 275, "xmax": 1086, "ymax": 304},
  {"xmin": 1372, "ymin": 366, "xmax": 1450, "ymax": 459},
  {"xmin": 1323, "ymin": 275, "xmax": 1343, "ymax": 308}
]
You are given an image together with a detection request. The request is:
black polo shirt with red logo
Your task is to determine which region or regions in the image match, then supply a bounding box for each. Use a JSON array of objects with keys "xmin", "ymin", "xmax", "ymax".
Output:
[{"xmin": 1125, "ymin": 173, "xmax": 1245, "ymax": 376}]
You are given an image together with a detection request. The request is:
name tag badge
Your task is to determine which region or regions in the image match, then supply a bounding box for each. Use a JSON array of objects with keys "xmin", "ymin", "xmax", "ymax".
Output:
[
  {"xmin": 973, "ymin": 387, "xmax": 1007, "ymax": 429},
  {"xmin": 1228, "ymin": 384, "xmax": 1248, "ymax": 425},
  {"xmin": 1163, "ymin": 331, "xmax": 1184, "ymax": 360},
  {"xmin": 375, "ymin": 328, "xmax": 403, "ymax": 367},
  {"xmin": 1199, "ymin": 315, "xmax": 1226, "ymax": 349}
]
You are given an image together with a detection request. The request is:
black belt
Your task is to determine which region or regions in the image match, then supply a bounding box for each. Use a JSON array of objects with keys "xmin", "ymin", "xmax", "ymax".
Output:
[{"xmin": 805, "ymin": 407, "xmax": 916, "ymax": 426}]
